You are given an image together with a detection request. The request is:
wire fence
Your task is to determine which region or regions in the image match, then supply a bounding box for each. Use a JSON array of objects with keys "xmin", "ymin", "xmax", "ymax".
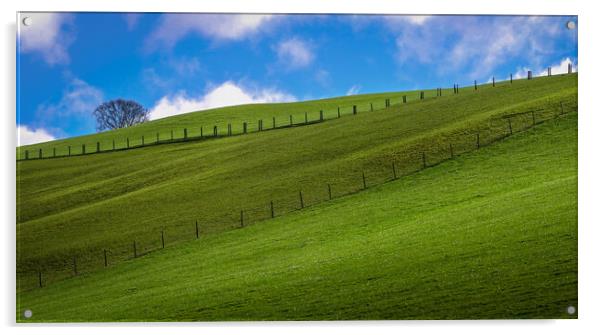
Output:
[
  {"xmin": 16, "ymin": 68, "xmax": 573, "ymax": 161},
  {"xmin": 17, "ymin": 93, "xmax": 578, "ymax": 292}
]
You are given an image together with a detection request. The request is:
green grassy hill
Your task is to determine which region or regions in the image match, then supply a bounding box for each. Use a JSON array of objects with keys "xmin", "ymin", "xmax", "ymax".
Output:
[
  {"xmin": 16, "ymin": 74, "xmax": 577, "ymax": 292},
  {"xmin": 17, "ymin": 87, "xmax": 441, "ymax": 159},
  {"xmin": 17, "ymin": 110, "xmax": 578, "ymax": 321}
]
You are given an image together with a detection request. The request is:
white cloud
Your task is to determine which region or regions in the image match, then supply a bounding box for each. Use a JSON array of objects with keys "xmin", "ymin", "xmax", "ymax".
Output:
[
  {"xmin": 346, "ymin": 85, "xmax": 361, "ymax": 96},
  {"xmin": 36, "ymin": 77, "xmax": 104, "ymax": 132},
  {"xmin": 275, "ymin": 38, "xmax": 314, "ymax": 69},
  {"xmin": 386, "ymin": 15, "xmax": 432, "ymax": 26},
  {"xmin": 17, "ymin": 125, "xmax": 56, "ymax": 146},
  {"xmin": 515, "ymin": 58, "xmax": 577, "ymax": 79},
  {"xmin": 538, "ymin": 57, "xmax": 577, "ymax": 76},
  {"xmin": 149, "ymin": 82, "xmax": 296, "ymax": 120},
  {"xmin": 18, "ymin": 13, "xmax": 74, "ymax": 65},
  {"xmin": 146, "ymin": 14, "xmax": 275, "ymax": 49},
  {"xmin": 385, "ymin": 16, "xmax": 569, "ymax": 79}
]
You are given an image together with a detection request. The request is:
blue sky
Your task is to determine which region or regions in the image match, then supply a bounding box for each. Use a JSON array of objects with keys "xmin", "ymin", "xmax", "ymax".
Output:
[{"xmin": 16, "ymin": 13, "xmax": 577, "ymax": 145}]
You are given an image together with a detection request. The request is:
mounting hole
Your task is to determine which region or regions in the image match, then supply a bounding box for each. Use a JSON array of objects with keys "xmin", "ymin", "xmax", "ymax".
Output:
[
  {"xmin": 567, "ymin": 305, "xmax": 576, "ymax": 315},
  {"xmin": 23, "ymin": 309, "xmax": 32, "ymax": 318},
  {"xmin": 566, "ymin": 21, "xmax": 576, "ymax": 30},
  {"xmin": 22, "ymin": 16, "xmax": 32, "ymax": 26}
]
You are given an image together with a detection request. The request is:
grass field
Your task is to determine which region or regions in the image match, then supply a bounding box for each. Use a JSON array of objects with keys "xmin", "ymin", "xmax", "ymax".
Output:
[
  {"xmin": 16, "ymin": 74, "xmax": 577, "ymax": 292},
  {"xmin": 17, "ymin": 87, "xmax": 444, "ymax": 159},
  {"xmin": 17, "ymin": 110, "xmax": 578, "ymax": 321}
]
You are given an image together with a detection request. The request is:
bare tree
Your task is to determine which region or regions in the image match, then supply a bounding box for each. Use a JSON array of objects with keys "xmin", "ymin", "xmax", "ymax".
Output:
[{"xmin": 93, "ymin": 99, "xmax": 149, "ymax": 131}]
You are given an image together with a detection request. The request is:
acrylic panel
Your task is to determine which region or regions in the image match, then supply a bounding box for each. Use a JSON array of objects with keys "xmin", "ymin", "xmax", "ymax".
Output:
[{"xmin": 16, "ymin": 12, "xmax": 578, "ymax": 322}]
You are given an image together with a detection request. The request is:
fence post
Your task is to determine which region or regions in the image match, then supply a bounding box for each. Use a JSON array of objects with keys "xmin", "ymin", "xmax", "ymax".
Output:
[
  {"xmin": 392, "ymin": 162, "xmax": 397, "ymax": 179},
  {"xmin": 68, "ymin": 146, "xmax": 71, "ymax": 156},
  {"xmin": 403, "ymin": 95, "xmax": 407, "ymax": 103},
  {"xmin": 184, "ymin": 128, "xmax": 188, "ymax": 139},
  {"xmin": 560, "ymin": 101, "xmax": 565, "ymax": 115},
  {"xmin": 161, "ymin": 230, "xmax": 165, "ymax": 249},
  {"xmin": 476, "ymin": 133, "xmax": 480, "ymax": 149},
  {"xmin": 240, "ymin": 210, "xmax": 244, "ymax": 227},
  {"xmin": 228, "ymin": 124, "xmax": 232, "ymax": 136},
  {"xmin": 38, "ymin": 271, "xmax": 43, "ymax": 288},
  {"xmin": 492, "ymin": 77, "xmax": 495, "ymax": 87},
  {"xmin": 213, "ymin": 126, "xmax": 218, "ymax": 137},
  {"xmin": 449, "ymin": 143, "xmax": 454, "ymax": 158},
  {"xmin": 531, "ymin": 111, "xmax": 536, "ymax": 125},
  {"xmin": 548, "ymin": 67, "xmax": 551, "ymax": 76},
  {"xmin": 422, "ymin": 152, "xmax": 427, "ymax": 168},
  {"xmin": 299, "ymin": 191, "xmax": 304, "ymax": 209},
  {"xmin": 568, "ymin": 63, "xmax": 572, "ymax": 74},
  {"xmin": 104, "ymin": 249, "xmax": 108, "ymax": 267},
  {"xmin": 510, "ymin": 73, "xmax": 513, "ymax": 84},
  {"xmin": 327, "ymin": 184, "xmax": 332, "ymax": 200},
  {"xmin": 243, "ymin": 122, "xmax": 247, "ymax": 134},
  {"xmin": 353, "ymin": 105, "xmax": 357, "ymax": 115},
  {"xmin": 507, "ymin": 118, "xmax": 513, "ymax": 135},
  {"xmin": 370, "ymin": 103, "xmax": 373, "ymax": 112},
  {"xmin": 73, "ymin": 256, "xmax": 78, "ymax": 276},
  {"xmin": 320, "ymin": 110, "xmax": 324, "ymax": 121},
  {"xmin": 527, "ymin": 71, "xmax": 532, "ymax": 80},
  {"xmin": 39, "ymin": 148, "xmax": 42, "ymax": 159},
  {"xmin": 200, "ymin": 126, "xmax": 203, "ymax": 138},
  {"xmin": 420, "ymin": 91, "xmax": 424, "ymax": 100},
  {"xmin": 362, "ymin": 172, "xmax": 367, "ymax": 189},
  {"xmin": 337, "ymin": 107, "xmax": 341, "ymax": 118},
  {"xmin": 195, "ymin": 220, "xmax": 199, "ymax": 239},
  {"xmin": 270, "ymin": 201, "xmax": 275, "ymax": 218},
  {"xmin": 24, "ymin": 150, "xmax": 28, "ymax": 160},
  {"xmin": 133, "ymin": 241, "xmax": 137, "ymax": 258},
  {"xmin": 474, "ymin": 80, "xmax": 477, "ymax": 90}
]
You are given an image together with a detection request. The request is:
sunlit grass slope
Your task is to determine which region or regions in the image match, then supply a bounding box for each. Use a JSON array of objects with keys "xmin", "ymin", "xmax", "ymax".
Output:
[
  {"xmin": 16, "ymin": 74, "xmax": 577, "ymax": 290},
  {"xmin": 17, "ymin": 112, "xmax": 578, "ymax": 321}
]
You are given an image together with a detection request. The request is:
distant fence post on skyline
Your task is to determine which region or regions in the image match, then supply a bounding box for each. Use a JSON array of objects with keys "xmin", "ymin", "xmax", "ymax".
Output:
[
  {"xmin": 184, "ymin": 128, "xmax": 188, "ymax": 139},
  {"xmin": 528, "ymin": 71, "xmax": 532, "ymax": 80},
  {"xmin": 403, "ymin": 95, "xmax": 407, "ymax": 103},
  {"xmin": 243, "ymin": 122, "xmax": 247, "ymax": 134},
  {"xmin": 353, "ymin": 105, "xmax": 357, "ymax": 115},
  {"xmin": 213, "ymin": 126, "xmax": 218, "ymax": 137}
]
